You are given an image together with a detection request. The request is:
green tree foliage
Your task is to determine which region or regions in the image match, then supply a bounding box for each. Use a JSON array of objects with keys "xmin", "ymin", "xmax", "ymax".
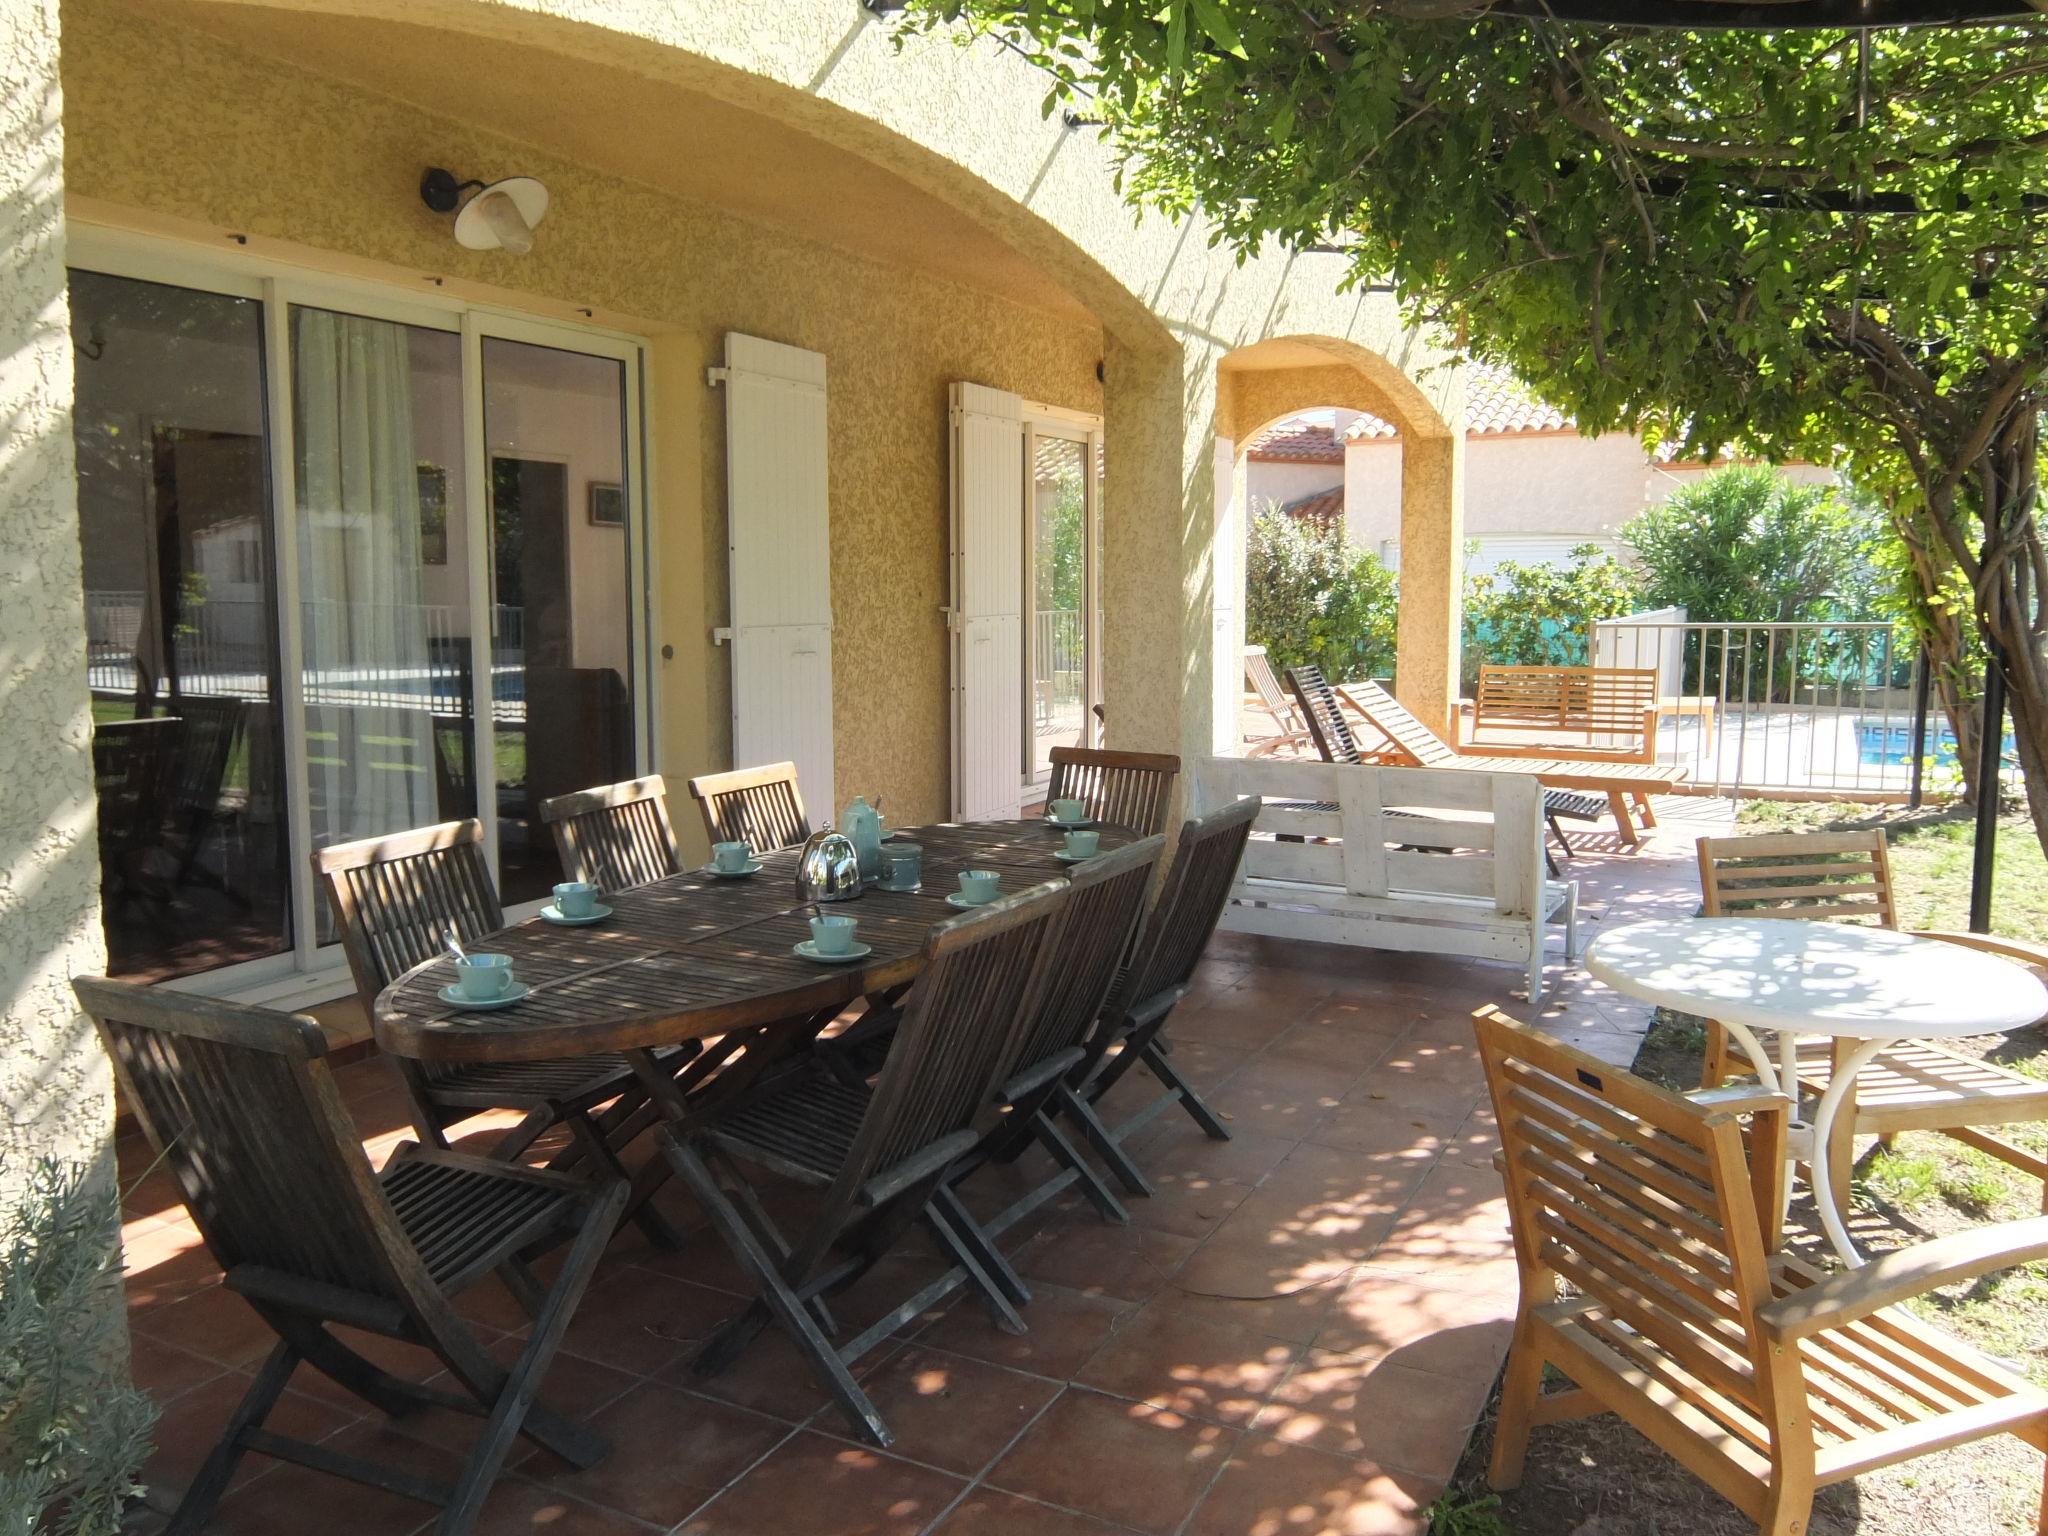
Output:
[
  {"xmin": 1462, "ymin": 545, "xmax": 1642, "ymax": 691},
  {"xmin": 0, "ymin": 1161, "xmax": 155, "ymax": 1536},
  {"xmin": 899, "ymin": 1, "xmax": 2048, "ymax": 848},
  {"xmin": 1244, "ymin": 507, "xmax": 1398, "ymax": 681},
  {"xmin": 1625, "ymin": 467, "xmax": 1883, "ymax": 625}
]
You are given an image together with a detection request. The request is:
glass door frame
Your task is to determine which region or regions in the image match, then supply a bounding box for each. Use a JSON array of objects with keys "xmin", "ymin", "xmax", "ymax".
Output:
[
  {"xmin": 1020, "ymin": 402, "xmax": 1104, "ymax": 789},
  {"xmin": 68, "ymin": 224, "xmax": 655, "ymax": 1001}
]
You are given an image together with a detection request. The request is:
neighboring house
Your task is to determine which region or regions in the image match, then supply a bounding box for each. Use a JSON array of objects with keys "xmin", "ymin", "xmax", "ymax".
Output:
[{"xmin": 1245, "ymin": 364, "xmax": 1836, "ymax": 574}]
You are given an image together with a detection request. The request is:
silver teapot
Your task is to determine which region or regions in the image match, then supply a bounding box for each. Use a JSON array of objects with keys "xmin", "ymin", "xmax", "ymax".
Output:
[{"xmin": 795, "ymin": 828, "xmax": 863, "ymax": 904}]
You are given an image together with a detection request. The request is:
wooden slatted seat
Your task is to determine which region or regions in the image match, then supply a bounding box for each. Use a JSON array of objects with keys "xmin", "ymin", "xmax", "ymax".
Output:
[
  {"xmin": 1698, "ymin": 828, "xmax": 2048, "ymax": 1212},
  {"xmin": 539, "ymin": 775, "xmax": 682, "ymax": 889},
  {"xmin": 1045, "ymin": 746, "xmax": 1180, "ymax": 835},
  {"xmin": 1298, "ymin": 668, "xmax": 1685, "ymax": 846},
  {"xmin": 665, "ymin": 882, "xmax": 1070, "ymax": 1448},
  {"xmin": 1072, "ymin": 797, "xmax": 1261, "ymax": 1193},
  {"xmin": 1477, "ymin": 1005, "xmax": 2048, "ymax": 1535},
  {"xmin": 314, "ymin": 819, "xmax": 680, "ymax": 1249},
  {"xmin": 686, "ymin": 760, "xmax": 811, "ymax": 852},
  {"xmin": 1243, "ymin": 645, "xmax": 1316, "ymax": 756},
  {"xmin": 72, "ymin": 977, "xmax": 625, "ymax": 1536},
  {"xmin": 1458, "ymin": 663, "xmax": 1662, "ymax": 764}
]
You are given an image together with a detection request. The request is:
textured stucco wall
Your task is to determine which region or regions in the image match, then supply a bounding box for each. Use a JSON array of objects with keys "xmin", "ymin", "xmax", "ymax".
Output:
[
  {"xmin": 1, "ymin": 0, "xmax": 113, "ymax": 1191},
  {"xmin": 63, "ymin": 0, "xmax": 1103, "ymax": 849}
]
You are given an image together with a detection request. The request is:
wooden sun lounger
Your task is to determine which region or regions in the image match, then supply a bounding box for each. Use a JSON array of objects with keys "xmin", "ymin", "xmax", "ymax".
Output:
[{"xmin": 1315, "ymin": 675, "xmax": 1687, "ymax": 846}]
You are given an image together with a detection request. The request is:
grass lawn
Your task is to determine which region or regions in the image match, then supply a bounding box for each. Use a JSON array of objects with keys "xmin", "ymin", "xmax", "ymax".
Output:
[{"xmin": 1433, "ymin": 799, "xmax": 2048, "ymax": 1536}]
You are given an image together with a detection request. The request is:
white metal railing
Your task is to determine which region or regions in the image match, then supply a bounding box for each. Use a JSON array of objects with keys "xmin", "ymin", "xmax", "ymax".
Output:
[
  {"xmin": 1033, "ymin": 607, "xmax": 1084, "ymax": 726},
  {"xmin": 1588, "ymin": 614, "xmax": 1926, "ymax": 796},
  {"xmin": 86, "ymin": 590, "xmax": 526, "ymax": 722}
]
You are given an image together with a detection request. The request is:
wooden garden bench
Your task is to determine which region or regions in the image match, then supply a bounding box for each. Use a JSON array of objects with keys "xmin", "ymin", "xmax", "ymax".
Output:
[{"xmin": 1455, "ymin": 663, "xmax": 1662, "ymax": 764}]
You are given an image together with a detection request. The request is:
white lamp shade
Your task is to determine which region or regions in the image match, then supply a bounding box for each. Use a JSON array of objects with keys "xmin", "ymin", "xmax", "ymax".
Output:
[{"xmin": 453, "ymin": 177, "xmax": 549, "ymax": 253}]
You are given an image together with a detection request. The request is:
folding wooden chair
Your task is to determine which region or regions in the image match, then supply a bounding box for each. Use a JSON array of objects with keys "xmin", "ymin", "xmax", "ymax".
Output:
[
  {"xmin": 313, "ymin": 819, "xmax": 681, "ymax": 1250},
  {"xmin": 958, "ymin": 835, "xmax": 1169, "ymax": 1233},
  {"xmin": 1698, "ymin": 828, "xmax": 2048, "ymax": 1212},
  {"xmin": 664, "ymin": 882, "xmax": 1069, "ymax": 1447},
  {"xmin": 685, "ymin": 761, "xmax": 811, "ymax": 852},
  {"xmin": 1045, "ymin": 746, "xmax": 1180, "ymax": 836},
  {"xmin": 1476, "ymin": 1004, "xmax": 2048, "ymax": 1536},
  {"xmin": 1241, "ymin": 645, "xmax": 1314, "ymax": 757},
  {"xmin": 1067, "ymin": 796, "xmax": 1261, "ymax": 1194},
  {"xmin": 540, "ymin": 774, "xmax": 683, "ymax": 890},
  {"xmin": 73, "ymin": 978, "xmax": 625, "ymax": 1536}
]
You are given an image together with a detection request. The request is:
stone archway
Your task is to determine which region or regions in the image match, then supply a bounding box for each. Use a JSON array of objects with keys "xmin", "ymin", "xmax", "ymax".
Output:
[{"xmin": 1216, "ymin": 337, "xmax": 1466, "ymax": 741}]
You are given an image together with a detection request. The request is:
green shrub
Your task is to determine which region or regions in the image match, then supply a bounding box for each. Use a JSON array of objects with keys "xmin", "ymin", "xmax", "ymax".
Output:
[
  {"xmin": 1244, "ymin": 507, "xmax": 1399, "ymax": 682},
  {"xmin": 1462, "ymin": 544, "xmax": 1643, "ymax": 692},
  {"xmin": 0, "ymin": 1159, "xmax": 156, "ymax": 1536}
]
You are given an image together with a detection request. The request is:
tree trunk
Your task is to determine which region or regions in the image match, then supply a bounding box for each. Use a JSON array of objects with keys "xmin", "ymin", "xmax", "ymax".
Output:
[{"xmin": 1888, "ymin": 503, "xmax": 1984, "ymax": 806}]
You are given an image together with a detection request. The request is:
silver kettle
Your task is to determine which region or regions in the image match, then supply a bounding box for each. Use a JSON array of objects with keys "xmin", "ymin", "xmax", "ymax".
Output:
[{"xmin": 795, "ymin": 828, "xmax": 863, "ymax": 904}]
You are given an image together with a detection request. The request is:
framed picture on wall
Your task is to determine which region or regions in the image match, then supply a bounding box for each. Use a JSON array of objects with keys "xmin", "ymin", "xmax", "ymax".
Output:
[{"xmin": 587, "ymin": 480, "xmax": 626, "ymax": 529}]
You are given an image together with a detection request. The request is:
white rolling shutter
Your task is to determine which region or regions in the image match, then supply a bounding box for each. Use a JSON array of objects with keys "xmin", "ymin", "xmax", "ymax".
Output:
[
  {"xmin": 720, "ymin": 333, "xmax": 833, "ymax": 810},
  {"xmin": 949, "ymin": 382, "xmax": 1025, "ymax": 820}
]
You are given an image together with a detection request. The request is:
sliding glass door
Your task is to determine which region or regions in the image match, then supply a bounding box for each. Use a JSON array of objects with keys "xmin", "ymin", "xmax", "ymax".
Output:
[
  {"xmin": 481, "ymin": 336, "xmax": 634, "ymax": 904},
  {"xmin": 67, "ymin": 254, "xmax": 647, "ymax": 991},
  {"xmin": 72, "ymin": 272, "xmax": 293, "ymax": 980}
]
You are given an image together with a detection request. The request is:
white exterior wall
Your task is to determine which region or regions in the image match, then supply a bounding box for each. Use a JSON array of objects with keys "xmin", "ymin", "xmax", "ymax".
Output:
[
  {"xmin": 1244, "ymin": 457, "xmax": 1342, "ymax": 512},
  {"xmin": 1351, "ymin": 430, "xmax": 1836, "ymax": 568}
]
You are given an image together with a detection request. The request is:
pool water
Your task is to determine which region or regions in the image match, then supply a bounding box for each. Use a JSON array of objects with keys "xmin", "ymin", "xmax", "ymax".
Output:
[{"xmin": 1856, "ymin": 720, "xmax": 2012, "ymax": 767}]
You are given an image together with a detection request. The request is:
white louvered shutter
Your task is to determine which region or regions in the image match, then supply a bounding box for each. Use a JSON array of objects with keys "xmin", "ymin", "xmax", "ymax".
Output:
[
  {"xmin": 721, "ymin": 334, "xmax": 833, "ymax": 810},
  {"xmin": 949, "ymin": 383, "xmax": 1025, "ymax": 820},
  {"xmin": 1212, "ymin": 433, "xmax": 1243, "ymax": 755}
]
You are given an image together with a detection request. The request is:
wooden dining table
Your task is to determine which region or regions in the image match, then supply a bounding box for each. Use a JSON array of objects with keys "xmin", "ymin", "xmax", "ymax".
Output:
[{"xmin": 373, "ymin": 818, "xmax": 1137, "ymax": 1134}]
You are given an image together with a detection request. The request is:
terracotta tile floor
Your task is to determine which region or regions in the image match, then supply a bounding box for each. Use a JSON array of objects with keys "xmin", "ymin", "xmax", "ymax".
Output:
[{"xmin": 117, "ymin": 798, "xmax": 1731, "ymax": 1536}]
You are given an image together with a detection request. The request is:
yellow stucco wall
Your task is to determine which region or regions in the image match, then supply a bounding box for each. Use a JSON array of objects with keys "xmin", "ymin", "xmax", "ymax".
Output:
[{"xmin": 61, "ymin": 0, "xmax": 1106, "ymax": 851}]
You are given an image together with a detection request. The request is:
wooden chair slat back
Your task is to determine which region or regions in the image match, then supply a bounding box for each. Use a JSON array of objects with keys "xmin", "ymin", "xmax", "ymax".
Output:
[
  {"xmin": 168, "ymin": 695, "xmax": 247, "ymax": 824},
  {"xmin": 73, "ymin": 977, "xmax": 410, "ymax": 1303},
  {"xmin": 848, "ymin": 883, "xmax": 1069, "ymax": 1192},
  {"xmin": 1244, "ymin": 647, "xmax": 1299, "ymax": 726},
  {"xmin": 313, "ymin": 819, "xmax": 504, "ymax": 1003},
  {"xmin": 1346, "ymin": 680, "xmax": 1458, "ymax": 766},
  {"xmin": 541, "ymin": 775, "xmax": 682, "ymax": 890},
  {"xmin": 1284, "ymin": 665, "xmax": 1365, "ymax": 766},
  {"xmin": 1120, "ymin": 796, "xmax": 1261, "ymax": 1008},
  {"xmin": 1005, "ymin": 835, "xmax": 1166, "ymax": 1080},
  {"xmin": 1696, "ymin": 829, "xmax": 1899, "ymax": 928},
  {"xmin": 1475, "ymin": 1007, "xmax": 1782, "ymax": 1413},
  {"xmin": 1046, "ymin": 748, "xmax": 1181, "ymax": 836},
  {"xmin": 686, "ymin": 762, "xmax": 811, "ymax": 852}
]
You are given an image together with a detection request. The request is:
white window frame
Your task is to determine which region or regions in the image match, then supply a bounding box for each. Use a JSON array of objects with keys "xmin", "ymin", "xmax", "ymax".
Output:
[
  {"xmin": 67, "ymin": 223, "xmax": 656, "ymax": 1006},
  {"xmin": 1020, "ymin": 401, "xmax": 1103, "ymax": 789}
]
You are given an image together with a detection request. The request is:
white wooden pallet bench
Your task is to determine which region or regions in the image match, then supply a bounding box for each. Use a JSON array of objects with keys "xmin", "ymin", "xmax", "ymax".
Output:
[{"xmin": 1191, "ymin": 756, "xmax": 1579, "ymax": 1004}]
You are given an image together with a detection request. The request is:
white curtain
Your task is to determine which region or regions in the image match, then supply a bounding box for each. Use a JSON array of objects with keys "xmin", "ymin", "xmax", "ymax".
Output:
[{"xmin": 294, "ymin": 310, "xmax": 438, "ymax": 846}]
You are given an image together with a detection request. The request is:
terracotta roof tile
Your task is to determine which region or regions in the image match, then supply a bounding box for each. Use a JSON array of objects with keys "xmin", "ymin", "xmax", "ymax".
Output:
[
  {"xmin": 1279, "ymin": 487, "xmax": 1345, "ymax": 525},
  {"xmin": 1245, "ymin": 422, "xmax": 1346, "ymax": 463},
  {"xmin": 1339, "ymin": 362, "xmax": 1573, "ymax": 443}
]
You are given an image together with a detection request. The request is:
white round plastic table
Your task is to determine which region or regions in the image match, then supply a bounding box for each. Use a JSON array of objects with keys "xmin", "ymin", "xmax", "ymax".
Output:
[{"xmin": 1585, "ymin": 916, "xmax": 2048, "ymax": 1265}]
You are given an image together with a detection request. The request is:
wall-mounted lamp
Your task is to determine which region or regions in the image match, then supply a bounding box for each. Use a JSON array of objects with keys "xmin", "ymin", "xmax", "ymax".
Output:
[{"xmin": 420, "ymin": 167, "xmax": 550, "ymax": 255}]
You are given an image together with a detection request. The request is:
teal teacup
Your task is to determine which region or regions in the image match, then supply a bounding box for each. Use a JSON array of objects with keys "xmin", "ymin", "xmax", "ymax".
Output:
[
  {"xmin": 958, "ymin": 869, "xmax": 1001, "ymax": 906},
  {"xmin": 553, "ymin": 881, "xmax": 598, "ymax": 918},
  {"xmin": 712, "ymin": 840, "xmax": 751, "ymax": 872},
  {"xmin": 1051, "ymin": 797, "xmax": 1086, "ymax": 824},
  {"xmin": 809, "ymin": 914, "xmax": 858, "ymax": 955},
  {"xmin": 1063, "ymin": 829, "xmax": 1100, "ymax": 859},
  {"xmin": 455, "ymin": 952, "xmax": 513, "ymax": 1000}
]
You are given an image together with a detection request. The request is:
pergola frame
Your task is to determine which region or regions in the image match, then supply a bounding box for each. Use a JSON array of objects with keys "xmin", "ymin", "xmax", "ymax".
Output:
[{"xmin": 1485, "ymin": 0, "xmax": 2040, "ymax": 25}]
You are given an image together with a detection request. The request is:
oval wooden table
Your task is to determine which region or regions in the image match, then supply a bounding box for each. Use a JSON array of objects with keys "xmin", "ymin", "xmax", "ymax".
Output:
[
  {"xmin": 373, "ymin": 818, "xmax": 1133, "ymax": 1136},
  {"xmin": 1586, "ymin": 916, "xmax": 2048, "ymax": 1265}
]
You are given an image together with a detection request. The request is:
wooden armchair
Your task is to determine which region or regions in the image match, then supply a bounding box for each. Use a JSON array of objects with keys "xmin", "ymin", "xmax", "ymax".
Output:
[
  {"xmin": 1698, "ymin": 829, "xmax": 2048, "ymax": 1211},
  {"xmin": 313, "ymin": 819, "xmax": 680, "ymax": 1250},
  {"xmin": 540, "ymin": 774, "xmax": 683, "ymax": 889},
  {"xmin": 1476, "ymin": 1005, "xmax": 2048, "ymax": 1536},
  {"xmin": 1046, "ymin": 745, "xmax": 1180, "ymax": 835},
  {"xmin": 686, "ymin": 760, "xmax": 811, "ymax": 852},
  {"xmin": 73, "ymin": 978, "xmax": 626, "ymax": 1536}
]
